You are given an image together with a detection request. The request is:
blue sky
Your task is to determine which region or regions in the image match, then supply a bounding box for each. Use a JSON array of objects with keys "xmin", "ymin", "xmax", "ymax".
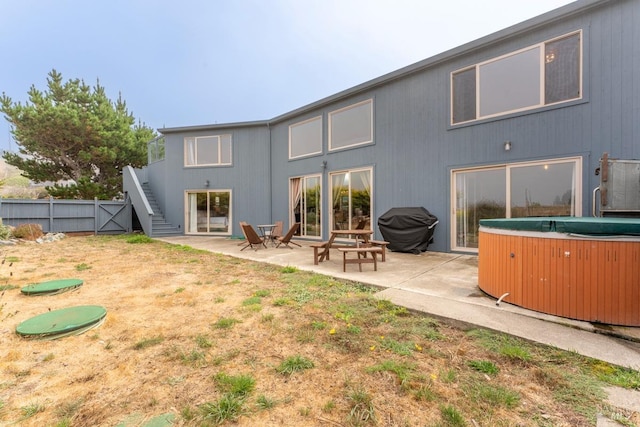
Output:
[{"xmin": 1, "ymin": 0, "xmax": 574, "ymax": 152}]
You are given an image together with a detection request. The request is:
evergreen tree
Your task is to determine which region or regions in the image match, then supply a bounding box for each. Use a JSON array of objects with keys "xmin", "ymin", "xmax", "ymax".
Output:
[{"xmin": 1, "ymin": 69, "xmax": 156, "ymax": 199}]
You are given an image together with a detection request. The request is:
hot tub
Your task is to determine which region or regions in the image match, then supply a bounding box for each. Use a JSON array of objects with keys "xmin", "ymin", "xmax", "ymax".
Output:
[{"xmin": 478, "ymin": 217, "xmax": 640, "ymax": 326}]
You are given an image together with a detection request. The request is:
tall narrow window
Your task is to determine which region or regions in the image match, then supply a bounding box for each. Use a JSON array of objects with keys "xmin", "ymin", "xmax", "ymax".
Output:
[
  {"xmin": 545, "ymin": 33, "xmax": 581, "ymax": 104},
  {"xmin": 452, "ymin": 68, "xmax": 476, "ymax": 124},
  {"xmin": 185, "ymin": 134, "xmax": 232, "ymax": 166}
]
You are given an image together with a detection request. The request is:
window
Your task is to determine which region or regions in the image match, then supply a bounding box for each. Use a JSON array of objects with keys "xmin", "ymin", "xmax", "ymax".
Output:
[
  {"xmin": 329, "ymin": 99, "xmax": 373, "ymax": 151},
  {"xmin": 451, "ymin": 157, "xmax": 582, "ymax": 252},
  {"xmin": 147, "ymin": 136, "xmax": 165, "ymax": 163},
  {"xmin": 290, "ymin": 175, "xmax": 322, "ymax": 237},
  {"xmin": 451, "ymin": 31, "xmax": 581, "ymax": 124},
  {"xmin": 330, "ymin": 168, "xmax": 372, "ymax": 232},
  {"xmin": 185, "ymin": 135, "xmax": 232, "ymax": 166},
  {"xmin": 185, "ymin": 190, "xmax": 231, "ymax": 235},
  {"xmin": 289, "ymin": 116, "xmax": 322, "ymax": 159}
]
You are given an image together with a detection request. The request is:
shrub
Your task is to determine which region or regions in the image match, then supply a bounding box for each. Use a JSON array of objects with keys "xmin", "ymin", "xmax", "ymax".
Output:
[
  {"xmin": 0, "ymin": 223, "xmax": 12, "ymax": 240},
  {"xmin": 13, "ymin": 223, "xmax": 43, "ymax": 240}
]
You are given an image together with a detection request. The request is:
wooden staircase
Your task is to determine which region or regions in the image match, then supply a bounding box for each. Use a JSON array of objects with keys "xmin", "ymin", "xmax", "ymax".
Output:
[{"xmin": 141, "ymin": 183, "xmax": 181, "ymax": 236}]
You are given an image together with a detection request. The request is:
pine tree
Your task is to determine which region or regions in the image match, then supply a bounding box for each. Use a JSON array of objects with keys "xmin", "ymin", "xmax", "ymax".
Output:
[{"xmin": 1, "ymin": 69, "xmax": 156, "ymax": 199}]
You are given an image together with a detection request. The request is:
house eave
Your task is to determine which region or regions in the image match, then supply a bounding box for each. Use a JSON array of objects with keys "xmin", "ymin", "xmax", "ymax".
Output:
[
  {"xmin": 158, "ymin": 119, "xmax": 270, "ymax": 134},
  {"xmin": 160, "ymin": 0, "xmax": 612, "ymax": 130}
]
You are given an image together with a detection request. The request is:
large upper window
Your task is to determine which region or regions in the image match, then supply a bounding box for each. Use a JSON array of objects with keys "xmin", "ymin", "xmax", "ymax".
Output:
[
  {"xmin": 185, "ymin": 134, "xmax": 232, "ymax": 166},
  {"xmin": 452, "ymin": 31, "xmax": 581, "ymax": 124},
  {"xmin": 329, "ymin": 99, "xmax": 373, "ymax": 151},
  {"xmin": 289, "ymin": 116, "xmax": 322, "ymax": 159}
]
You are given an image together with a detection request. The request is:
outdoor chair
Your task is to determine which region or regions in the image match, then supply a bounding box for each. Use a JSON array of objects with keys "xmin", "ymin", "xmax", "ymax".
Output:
[
  {"xmin": 240, "ymin": 223, "xmax": 267, "ymax": 251},
  {"xmin": 237, "ymin": 221, "xmax": 248, "ymax": 246},
  {"xmin": 354, "ymin": 217, "xmax": 368, "ymax": 242},
  {"xmin": 275, "ymin": 223, "xmax": 301, "ymax": 248},
  {"xmin": 271, "ymin": 221, "xmax": 284, "ymax": 240}
]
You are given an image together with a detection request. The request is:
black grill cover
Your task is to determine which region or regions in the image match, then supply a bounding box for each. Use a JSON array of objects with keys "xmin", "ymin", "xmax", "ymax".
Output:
[{"xmin": 377, "ymin": 207, "xmax": 438, "ymax": 254}]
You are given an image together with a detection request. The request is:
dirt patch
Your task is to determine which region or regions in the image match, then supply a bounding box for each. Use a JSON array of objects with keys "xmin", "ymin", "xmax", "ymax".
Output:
[{"xmin": 0, "ymin": 236, "xmax": 634, "ymax": 426}]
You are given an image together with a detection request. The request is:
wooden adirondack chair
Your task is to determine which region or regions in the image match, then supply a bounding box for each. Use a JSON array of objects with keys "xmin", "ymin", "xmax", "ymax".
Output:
[
  {"xmin": 275, "ymin": 223, "xmax": 301, "ymax": 248},
  {"xmin": 271, "ymin": 221, "xmax": 284, "ymax": 240},
  {"xmin": 240, "ymin": 223, "xmax": 267, "ymax": 251}
]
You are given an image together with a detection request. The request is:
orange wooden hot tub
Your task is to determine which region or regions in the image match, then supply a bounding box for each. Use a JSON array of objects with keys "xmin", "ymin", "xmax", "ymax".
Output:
[{"xmin": 478, "ymin": 217, "xmax": 640, "ymax": 326}]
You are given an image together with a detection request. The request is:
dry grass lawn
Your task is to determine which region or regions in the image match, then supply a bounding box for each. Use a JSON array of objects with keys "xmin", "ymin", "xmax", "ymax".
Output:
[{"xmin": 0, "ymin": 235, "xmax": 638, "ymax": 427}]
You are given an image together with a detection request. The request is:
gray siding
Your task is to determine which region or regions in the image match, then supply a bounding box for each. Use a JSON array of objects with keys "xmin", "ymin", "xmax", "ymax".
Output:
[
  {"xmin": 145, "ymin": 125, "xmax": 271, "ymax": 236},
  {"xmin": 142, "ymin": 0, "xmax": 640, "ymax": 253}
]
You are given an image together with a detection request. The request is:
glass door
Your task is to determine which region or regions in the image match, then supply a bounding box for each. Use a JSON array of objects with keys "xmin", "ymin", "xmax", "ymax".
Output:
[
  {"xmin": 452, "ymin": 157, "xmax": 581, "ymax": 251},
  {"xmin": 186, "ymin": 190, "xmax": 231, "ymax": 235},
  {"xmin": 330, "ymin": 168, "xmax": 372, "ymax": 232},
  {"xmin": 454, "ymin": 167, "xmax": 506, "ymax": 249},
  {"xmin": 290, "ymin": 175, "xmax": 321, "ymax": 237}
]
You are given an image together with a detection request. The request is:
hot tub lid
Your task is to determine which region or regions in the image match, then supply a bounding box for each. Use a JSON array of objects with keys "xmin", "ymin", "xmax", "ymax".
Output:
[
  {"xmin": 554, "ymin": 217, "xmax": 640, "ymax": 235},
  {"xmin": 480, "ymin": 217, "xmax": 640, "ymax": 236},
  {"xmin": 479, "ymin": 218, "xmax": 554, "ymax": 232}
]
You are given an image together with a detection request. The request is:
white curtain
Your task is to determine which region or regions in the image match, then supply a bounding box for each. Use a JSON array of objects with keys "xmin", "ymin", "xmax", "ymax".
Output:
[
  {"xmin": 188, "ymin": 193, "xmax": 198, "ymax": 232},
  {"xmin": 290, "ymin": 178, "xmax": 302, "ymax": 225},
  {"xmin": 186, "ymin": 138, "xmax": 196, "ymax": 165}
]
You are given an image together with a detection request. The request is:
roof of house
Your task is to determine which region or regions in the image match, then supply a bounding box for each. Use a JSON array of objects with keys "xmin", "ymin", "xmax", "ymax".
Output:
[{"xmin": 159, "ymin": 0, "xmax": 610, "ymax": 135}]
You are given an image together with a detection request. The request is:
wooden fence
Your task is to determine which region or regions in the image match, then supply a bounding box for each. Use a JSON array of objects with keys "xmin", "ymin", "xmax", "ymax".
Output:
[{"xmin": 0, "ymin": 197, "xmax": 132, "ymax": 235}]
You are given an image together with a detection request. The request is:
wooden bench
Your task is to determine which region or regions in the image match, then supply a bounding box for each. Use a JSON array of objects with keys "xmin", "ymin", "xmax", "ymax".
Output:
[
  {"xmin": 338, "ymin": 247, "xmax": 383, "ymax": 272},
  {"xmin": 366, "ymin": 240, "xmax": 389, "ymax": 262},
  {"xmin": 310, "ymin": 242, "xmax": 329, "ymax": 265},
  {"xmin": 311, "ymin": 242, "xmax": 356, "ymax": 264}
]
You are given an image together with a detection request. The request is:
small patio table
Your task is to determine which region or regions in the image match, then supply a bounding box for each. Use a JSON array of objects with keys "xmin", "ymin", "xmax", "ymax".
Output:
[{"xmin": 257, "ymin": 224, "xmax": 276, "ymax": 246}]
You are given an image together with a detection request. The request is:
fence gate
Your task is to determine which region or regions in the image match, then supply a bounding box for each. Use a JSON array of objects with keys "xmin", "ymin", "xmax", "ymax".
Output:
[{"xmin": 0, "ymin": 196, "xmax": 132, "ymax": 235}]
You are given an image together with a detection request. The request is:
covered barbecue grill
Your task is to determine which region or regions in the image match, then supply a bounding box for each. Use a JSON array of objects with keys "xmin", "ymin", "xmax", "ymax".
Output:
[{"xmin": 377, "ymin": 207, "xmax": 438, "ymax": 254}]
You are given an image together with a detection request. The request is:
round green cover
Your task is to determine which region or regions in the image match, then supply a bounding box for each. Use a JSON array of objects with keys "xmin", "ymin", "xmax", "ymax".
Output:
[
  {"xmin": 16, "ymin": 305, "xmax": 107, "ymax": 339},
  {"xmin": 21, "ymin": 278, "xmax": 83, "ymax": 296}
]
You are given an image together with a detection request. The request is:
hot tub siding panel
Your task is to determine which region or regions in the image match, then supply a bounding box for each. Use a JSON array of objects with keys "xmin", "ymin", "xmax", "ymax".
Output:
[{"xmin": 479, "ymin": 229, "xmax": 640, "ymax": 327}]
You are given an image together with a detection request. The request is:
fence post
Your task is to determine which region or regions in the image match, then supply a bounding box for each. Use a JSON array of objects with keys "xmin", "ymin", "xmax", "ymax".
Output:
[
  {"xmin": 49, "ymin": 196, "xmax": 54, "ymax": 233},
  {"xmin": 94, "ymin": 197, "xmax": 98, "ymax": 235}
]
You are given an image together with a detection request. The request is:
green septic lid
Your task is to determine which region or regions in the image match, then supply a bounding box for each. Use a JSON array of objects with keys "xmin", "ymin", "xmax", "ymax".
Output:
[
  {"xmin": 116, "ymin": 412, "xmax": 175, "ymax": 427},
  {"xmin": 142, "ymin": 413, "xmax": 175, "ymax": 427},
  {"xmin": 16, "ymin": 305, "xmax": 107, "ymax": 340},
  {"xmin": 21, "ymin": 278, "xmax": 83, "ymax": 296}
]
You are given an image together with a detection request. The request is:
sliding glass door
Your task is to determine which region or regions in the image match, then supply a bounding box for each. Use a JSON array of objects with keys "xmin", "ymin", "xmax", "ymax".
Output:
[
  {"xmin": 185, "ymin": 190, "xmax": 231, "ymax": 235},
  {"xmin": 330, "ymin": 168, "xmax": 372, "ymax": 232},
  {"xmin": 454, "ymin": 167, "xmax": 506, "ymax": 249},
  {"xmin": 290, "ymin": 175, "xmax": 321, "ymax": 237},
  {"xmin": 452, "ymin": 157, "xmax": 581, "ymax": 251}
]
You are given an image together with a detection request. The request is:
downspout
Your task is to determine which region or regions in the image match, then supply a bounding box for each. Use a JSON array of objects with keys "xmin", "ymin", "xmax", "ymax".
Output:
[{"xmin": 267, "ymin": 122, "xmax": 272, "ymax": 223}]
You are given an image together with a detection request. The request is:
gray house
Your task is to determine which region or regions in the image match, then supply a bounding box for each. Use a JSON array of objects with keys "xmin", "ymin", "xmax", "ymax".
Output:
[{"xmin": 124, "ymin": 0, "xmax": 640, "ymax": 254}]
